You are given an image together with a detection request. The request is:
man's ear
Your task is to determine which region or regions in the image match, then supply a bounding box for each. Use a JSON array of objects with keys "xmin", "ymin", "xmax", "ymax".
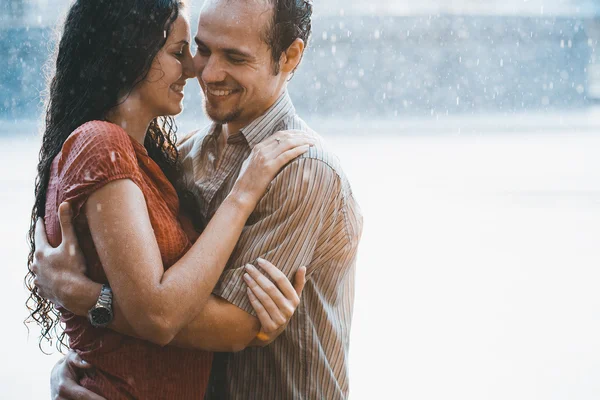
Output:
[{"xmin": 280, "ymin": 38, "xmax": 305, "ymax": 74}]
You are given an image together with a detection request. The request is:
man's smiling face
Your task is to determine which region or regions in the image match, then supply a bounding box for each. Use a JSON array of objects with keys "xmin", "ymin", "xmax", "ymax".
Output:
[{"xmin": 193, "ymin": 0, "xmax": 285, "ymax": 132}]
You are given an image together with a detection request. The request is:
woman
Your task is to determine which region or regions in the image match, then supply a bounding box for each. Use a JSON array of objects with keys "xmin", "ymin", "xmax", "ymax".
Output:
[{"xmin": 24, "ymin": 0, "xmax": 313, "ymax": 398}]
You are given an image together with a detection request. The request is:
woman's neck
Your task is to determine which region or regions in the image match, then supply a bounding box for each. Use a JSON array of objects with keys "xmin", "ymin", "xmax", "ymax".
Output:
[{"xmin": 106, "ymin": 96, "xmax": 153, "ymax": 145}]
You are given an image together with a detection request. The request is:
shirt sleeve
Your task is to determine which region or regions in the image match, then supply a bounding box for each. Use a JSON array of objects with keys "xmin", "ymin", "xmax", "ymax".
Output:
[
  {"xmin": 57, "ymin": 121, "xmax": 142, "ymax": 219},
  {"xmin": 211, "ymin": 157, "xmax": 344, "ymax": 316}
]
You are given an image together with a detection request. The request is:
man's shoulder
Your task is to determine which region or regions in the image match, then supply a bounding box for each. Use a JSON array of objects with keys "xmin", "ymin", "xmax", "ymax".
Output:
[
  {"xmin": 297, "ymin": 130, "xmax": 342, "ymax": 172},
  {"xmin": 276, "ymin": 116, "xmax": 353, "ymax": 195},
  {"xmin": 282, "ymin": 118, "xmax": 345, "ymax": 179}
]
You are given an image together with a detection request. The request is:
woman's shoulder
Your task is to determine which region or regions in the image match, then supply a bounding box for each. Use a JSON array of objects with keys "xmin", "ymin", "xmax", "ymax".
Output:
[
  {"xmin": 57, "ymin": 120, "xmax": 140, "ymax": 179},
  {"xmin": 65, "ymin": 120, "xmax": 133, "ymax": 152}
]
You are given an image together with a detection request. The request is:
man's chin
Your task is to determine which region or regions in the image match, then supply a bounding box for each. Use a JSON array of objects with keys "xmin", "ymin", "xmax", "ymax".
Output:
[{"xmin": 204, "ymin": 104, "xmax": 242, "ymax": 125}]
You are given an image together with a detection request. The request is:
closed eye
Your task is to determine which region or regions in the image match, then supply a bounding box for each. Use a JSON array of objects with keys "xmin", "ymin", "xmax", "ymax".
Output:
[
  {"xmin": 196, "ymin": 45, "xmax": 210, "ymax": 56},
  {"xmin": 228, "ymin": 55, "xmax": 245, "ymax": 64}
]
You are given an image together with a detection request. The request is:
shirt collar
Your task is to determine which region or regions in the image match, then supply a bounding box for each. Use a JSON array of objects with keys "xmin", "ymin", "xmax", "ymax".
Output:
[{"xmin": 239, "ymin": 91, "xmax": 296, "ymax": 149}]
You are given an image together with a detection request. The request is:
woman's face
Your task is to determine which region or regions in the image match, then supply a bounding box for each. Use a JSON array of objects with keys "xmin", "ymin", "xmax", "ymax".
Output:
[{"xmin": 133, "ymin": 14, "xmax": 195, "ymax": 117}]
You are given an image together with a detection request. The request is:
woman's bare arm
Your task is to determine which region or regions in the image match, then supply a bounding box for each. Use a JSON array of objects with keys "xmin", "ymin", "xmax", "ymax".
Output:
[
  {"xmin": 86, "ymin": 178, "xmax": 254, "ymax": 345},
  {"xmin": 84, "ymin": 131, "xmax": 314, "ymax": 345}
]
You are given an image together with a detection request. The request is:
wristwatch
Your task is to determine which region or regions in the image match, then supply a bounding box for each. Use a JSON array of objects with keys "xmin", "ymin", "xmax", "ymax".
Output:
[{"xmin": 88, "ymin": 284, "xmax": 114, "ymax": 328}]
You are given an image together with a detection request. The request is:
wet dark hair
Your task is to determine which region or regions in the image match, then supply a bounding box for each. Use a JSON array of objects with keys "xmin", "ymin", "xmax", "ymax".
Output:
[
  {"xmin": 25, "ymin": 0, "xmax": 185, "ymax": 352},
  {"xmin": 264, "ymin": 0, "xmax": 312, "ymax": 74}
]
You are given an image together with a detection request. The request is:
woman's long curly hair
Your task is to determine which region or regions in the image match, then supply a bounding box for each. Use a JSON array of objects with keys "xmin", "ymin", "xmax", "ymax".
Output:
[{"xmin": 25, "ymin": 0, "xmax": 186, "ymax": 352}]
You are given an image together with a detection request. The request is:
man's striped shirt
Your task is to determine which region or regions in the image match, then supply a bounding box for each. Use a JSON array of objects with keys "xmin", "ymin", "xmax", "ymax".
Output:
[{"xmin": 178, "ymin": 91, "xmax": 363, "ymax": 400}]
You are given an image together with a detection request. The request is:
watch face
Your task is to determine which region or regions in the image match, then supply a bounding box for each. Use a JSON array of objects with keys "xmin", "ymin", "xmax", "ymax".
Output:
[{"xmin": 91, "ymin": 307, "xmax": 112, "ymax": 326}]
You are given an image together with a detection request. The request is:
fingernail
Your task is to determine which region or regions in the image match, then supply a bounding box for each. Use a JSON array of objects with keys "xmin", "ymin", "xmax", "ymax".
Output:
[
  {"xmin": 245, "ymin": 264, "xmax": 256, "ymax": 272},
  {"xmin": 256, "ymin": 258, "xmax": 265, "ymax": 264}
]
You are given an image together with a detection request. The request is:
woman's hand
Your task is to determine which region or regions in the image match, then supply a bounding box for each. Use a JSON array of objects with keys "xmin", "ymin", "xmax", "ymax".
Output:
[
  {"xmin": 232, "ymin": 130, "xmax": 315, "ymax": 208},
  {"xmin": 244, "ymin": 258, "xmax": 307, "ymax": 347}
]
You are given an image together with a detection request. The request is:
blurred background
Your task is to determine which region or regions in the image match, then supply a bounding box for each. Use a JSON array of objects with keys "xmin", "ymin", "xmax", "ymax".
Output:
[{"xmin": 2, "ymin": 0, "xmax": 600, "ymax": 399}]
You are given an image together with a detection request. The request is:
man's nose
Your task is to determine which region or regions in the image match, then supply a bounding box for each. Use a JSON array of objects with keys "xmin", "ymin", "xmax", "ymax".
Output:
[{"xmin": 199, "ymin": 55, "xmax": 227, "ymax": 84}]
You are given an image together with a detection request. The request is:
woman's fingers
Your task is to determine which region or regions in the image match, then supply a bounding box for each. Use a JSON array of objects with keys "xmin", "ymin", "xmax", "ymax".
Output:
[
  {"xmin": 274, "ymin": 144, "xmax": 310, "ymax": 166},
  {"xmin": 247, "ymin": 288, "xmax": 276, "ymax": 332},
  {"xmin": 245, "ymin": 263, "xmax": 294, "ymax": 316},
  {"xmin": 293, "ymin": 266, "xmax": 307, "ymax": 297},
  {"xmin": 255, "ymin": 258, "xmax": 300, "ymax": 305},
  {"xmin": 244, "ymin": 260, "xmax": 307, "ymax": 338},
  {"xmin": 269, "ymin": 129, "xmax": 313, "ymax": 145},
  {"xmin": 263, "ymin": 130, "xmax": 315, "ymax": 155},
  {"xmin": 244, "ymin": 268, "xmax": 288, "ymax": 325}
]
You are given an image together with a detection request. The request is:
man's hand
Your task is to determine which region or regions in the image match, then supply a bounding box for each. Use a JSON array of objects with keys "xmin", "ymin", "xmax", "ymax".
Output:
[
  {"xmin": 51, "ymin": 351, "xmax": 105, "ymax": 400},
  {"xmin": 32, "ymin": 202, "xmax": 88, "ymax": 310}
]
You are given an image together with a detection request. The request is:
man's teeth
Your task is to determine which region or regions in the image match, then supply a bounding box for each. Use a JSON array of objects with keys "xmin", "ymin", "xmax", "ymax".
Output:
[{"xmin": 208, "ymin": 89, "xmax": 234, "ymax": 97}]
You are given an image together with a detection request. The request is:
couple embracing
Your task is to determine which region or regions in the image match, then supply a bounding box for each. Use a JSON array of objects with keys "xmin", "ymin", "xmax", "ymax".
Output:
[{"xmin": 26, "ymin": 0, "xmax": 362, "ymax": 399}]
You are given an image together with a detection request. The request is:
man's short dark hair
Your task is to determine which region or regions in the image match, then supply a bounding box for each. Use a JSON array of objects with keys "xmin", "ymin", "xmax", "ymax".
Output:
[{"xmin": 263, "ymin": 0, "xmax": 312, "ymax": 75}]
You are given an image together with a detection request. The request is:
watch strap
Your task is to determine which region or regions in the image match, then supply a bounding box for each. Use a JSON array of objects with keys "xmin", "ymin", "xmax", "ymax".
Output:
[{"xmin": 96, "ymin": 284, "xmax": 113, "ymax": 308}]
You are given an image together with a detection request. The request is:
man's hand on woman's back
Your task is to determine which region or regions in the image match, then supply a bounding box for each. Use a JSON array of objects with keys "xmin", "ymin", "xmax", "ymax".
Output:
[
  {"xmin": 32, "ymin": 202, "xmax": 91, "ymax": 313},
  {"xmin": 51, "ymin": 351, "xmax": 105, "ymax": 400}
]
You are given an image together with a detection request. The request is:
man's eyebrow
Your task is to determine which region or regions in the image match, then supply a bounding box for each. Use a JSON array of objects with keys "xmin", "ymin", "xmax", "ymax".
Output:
[
  {"xmin": 194, "ymin": 37, "xmax": 253, "ymax": 59},
  {"xmin": 223, "ymin": 48, "xmax": 253, "ymax": 59}
]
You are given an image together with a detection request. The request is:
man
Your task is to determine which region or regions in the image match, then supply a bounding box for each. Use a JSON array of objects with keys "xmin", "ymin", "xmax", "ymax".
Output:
[{"xmin": 33, "ymin": 0, "xmax": 362, "ymax": 399}]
